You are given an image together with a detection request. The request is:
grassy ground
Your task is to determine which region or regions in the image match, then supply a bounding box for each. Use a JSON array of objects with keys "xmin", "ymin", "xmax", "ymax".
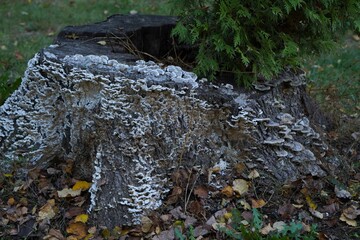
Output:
[{"xmin": 0, "ymin": 0, "xmax": 170, "ymax": 104}]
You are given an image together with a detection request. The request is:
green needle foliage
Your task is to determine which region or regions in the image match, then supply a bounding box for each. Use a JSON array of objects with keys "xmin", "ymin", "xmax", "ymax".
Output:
[{"xmin": 170, "ymin": 0, "xmax": 360, "ymax": 85}]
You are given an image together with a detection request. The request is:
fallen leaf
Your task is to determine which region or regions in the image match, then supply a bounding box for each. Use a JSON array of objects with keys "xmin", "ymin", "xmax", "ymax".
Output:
[
  {"xmin": 211, "ymin": 222, "xmax": 225, "ymax": 230},
  {"xmin": 188, "ymin": 200, "xmax": 204, "ymax": 217},
  {"xmin": 15, "ymin": 51, "xmax": 24, "ymax": 60},
  {"xmin": 232, "ymin": 179, "xmax": 249, "ymax": 195},
  {"xmin": 57, "ymin": 188, "xmax": 81, "ymax": 198},
  {"xmin": 260, "ymin": 223, "xmax": 275, "ymax": 235},
  {"xmin": 141, "ymin": 216, "xmax": 153, "ymax": 233},
  {"xmin": 221, "ymin": 185, "xmax": 233, "ymax": 197},
  {"xmin": 240, "ymin": 199, "xmax": 251, "ymax": 210},
  {"xmin": 46, "ymin": 228, "xmax": 65, "ymax": 240},
  {"xmin": 234, "ymin": 162, "xmax": 246, "ymax": 175},
  {"xmin": 65, "ymin": 207, "xmax": 84, "ymax": 219},
  {"xmin": 66, "ymin": 222, "xmax": 87, "ymax": 238},
  {"xmin": 72, "ymin": 181, "xmax": 91, "ymax": 191},
  {"xmin": 305, "ymin": 195, "xmax": 317, "ymax": 210},
  {"xmin": 194, "ymin": 185, "xmax": 208, "ymax": 198},
  {"xmin": 278, "ymin": 203, "xmax": 295, "ymax": 219},
  {"xmin": 7, "ymin": 197, "xmax": 16, "ymax": 206},
  {"xmin": 251, "ymin": 198, "xmax": 266, "ymax": 208},
  {"xmin": 248, "ymin": 169, "xmax": 260, "ymax": 179},
  {"xmin": 75, "ymin": 214, "xmax": 89, "ymax": 223},
  {"xmin": 38, "ymin": 199, "xmax": 56, "ymax": 221},
  {"xmin": 88, "ymin": 226, "xmax": 97, "ymax": 234},
  {"xmin": 166, "ymin": 186, "xmax": 183, "ymax": 205}
]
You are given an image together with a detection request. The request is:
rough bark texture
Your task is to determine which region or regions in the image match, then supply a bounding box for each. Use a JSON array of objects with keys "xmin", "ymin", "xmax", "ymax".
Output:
[{"xmin": 0, "ymin": 14, "xmax": 340, "ymax": 227}]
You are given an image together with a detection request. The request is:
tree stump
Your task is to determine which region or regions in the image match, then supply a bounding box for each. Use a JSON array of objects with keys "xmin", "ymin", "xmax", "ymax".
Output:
[{"xmin": 0, "ymin": 14, "xmax": 341, "ymax": 227}]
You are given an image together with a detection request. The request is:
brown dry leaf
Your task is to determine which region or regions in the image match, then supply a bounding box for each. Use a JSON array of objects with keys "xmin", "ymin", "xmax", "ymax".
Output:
[
  {"xmin": 278, "ymin": 203, "xmax": 295, "ymax": 219},
  {"xmin": 221, "ymin": 185, "xmax": 233, "ymax": 197},
  {"xmin": 194, "ymin": 185, "xmax": 208, "ymax": 198},
  {"xmin": 248, "ymin": 169, "xmax": 260, "ymax": 179},
  {"xmin": 260, "ymin": 223, "xmax": 275, "ymax": 235},
  {"xmin": 251, "ymin": 198, "xmax": 266, "ymax": 208},
  {"xmin": 141, "ymin": 216, "xmax": 153, "ymax": 233},
  {"xmin": 166, "ymin": 186, "xmax": 182, "ymax": 205},
  {"xmin": 57, "ymin": 188, "xmax": 81, "ymax": 198},
  {"xmin": 66, "ymin": 222, "xmax": 87, "ymax": 239},
  {"xmin": 72, "ymin": 181, "xmax": 91, "ymax": 191},
  {"xmin": 340, "ymin": 213, "xmax": 357, "ymax": 227},
  {"xmin": 46, "ymin": 228, "xmax": 65, "ymax": 240},
  {"xmin": 323, "ymin": 202, "xmax": 339, "ymax": 214},
  {"xmin": 65, "ymin": 207, "xmax": 84, "ymax": 219},
  {"xmin": 188, "ymin": 200, "xmax": 204, "ymax": 217},
  {"xmin": 74, "ymin": 214, "xmax": 89, "ymax": 223},
  {"xmin": 234, "ymin": 162, "xmax": 246, "ymax": 174},
  {"xmin": 38, "ymin": 199, "xmax": 56, "ymax": 221},
  {"xmin": 15, "ymin": 51, "xmax": 24, "ymax": 60},
  {"xmin": 232, "ymin": 179, "xmax": 249, "ymax": 195}
]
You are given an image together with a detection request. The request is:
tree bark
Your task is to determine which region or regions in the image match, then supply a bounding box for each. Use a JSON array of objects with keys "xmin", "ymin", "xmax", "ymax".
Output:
[{"xmin": 0, "ymin": 14, "xmax": 340, "ymax": 227}]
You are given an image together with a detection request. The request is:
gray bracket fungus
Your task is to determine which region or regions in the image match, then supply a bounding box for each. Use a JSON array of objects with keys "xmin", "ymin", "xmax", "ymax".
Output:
[{"xmin": 0, "ymin": 49, "xmax": 339, "ymax": 226}]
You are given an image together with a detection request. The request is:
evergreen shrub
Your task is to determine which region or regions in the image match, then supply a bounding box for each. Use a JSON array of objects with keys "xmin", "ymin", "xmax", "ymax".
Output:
[{"xmin": 170, "ymin": 0, "xmax": 360, "ymax": 84}]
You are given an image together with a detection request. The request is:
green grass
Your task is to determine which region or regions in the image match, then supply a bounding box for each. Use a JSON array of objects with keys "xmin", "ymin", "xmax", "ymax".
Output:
[
  {"xmin": 0, "ymin": 0, "xmax": 170, "ymax": 104},
  {"xmin": 303, "ymin": 33, "xmax": 360, "ymax": 115}
]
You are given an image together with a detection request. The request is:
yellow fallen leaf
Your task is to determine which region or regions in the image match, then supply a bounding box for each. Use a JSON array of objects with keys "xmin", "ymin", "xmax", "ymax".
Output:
[
  {"xmin": 221, "ymin": 185, "xmax": 233, "ymax": 197},
  {"xmin": 7, "ymin": 197, "xmax": 16, "ymax": 206},
  {"xmin": 66, "ymin": 222, "xmax": 87, "ymax": 239},
  {"xmin": 72, "ymin": 181, "xmax": 91, "ymax": 191},
  {"xmin": 232, "ymin": 179, "xmax": 249, "ymax": 195},
  {"xmin": 58, "ymin": 188, "xmax": 81, "ymax": 198},
  {"xmin": 224, "ymin": 212, "xmax": 232, "ymax": 220},
  {"xmin": 75, "ymin": 214, "xmax": 89, "ymax": 223},
  {"xmin": 251, "ymin": 198, "xmax": 266, "ymax": 208},
  {"xmin": 305, "ymin": 195, "xmax": 317, "ymax": 210},
  {"xmin": 340, "ymin": 213, "xmax": 357, "ymax": 227}
]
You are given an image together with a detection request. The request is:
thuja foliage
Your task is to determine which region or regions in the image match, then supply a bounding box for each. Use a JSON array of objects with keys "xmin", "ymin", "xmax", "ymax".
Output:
[{"xmin": 170, "ymin": 0, "xmax": 360, "ymax": 84}]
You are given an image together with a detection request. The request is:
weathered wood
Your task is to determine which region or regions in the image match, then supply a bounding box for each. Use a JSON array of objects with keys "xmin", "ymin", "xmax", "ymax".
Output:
[{"xmin": 0, "ymin": 14, "xmax": 340, "ymax": 227}]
